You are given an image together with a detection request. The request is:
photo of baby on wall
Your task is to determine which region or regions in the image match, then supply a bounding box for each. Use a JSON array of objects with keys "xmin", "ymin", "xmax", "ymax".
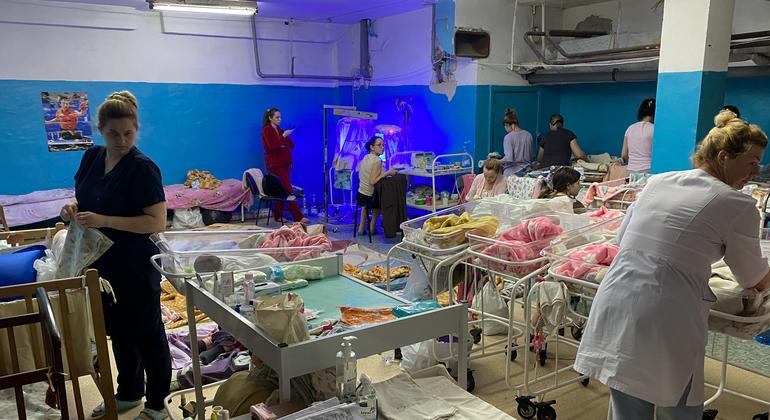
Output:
[{"xmin": 42, "ymin": 91, "xmax": 93, "ymax": 152}]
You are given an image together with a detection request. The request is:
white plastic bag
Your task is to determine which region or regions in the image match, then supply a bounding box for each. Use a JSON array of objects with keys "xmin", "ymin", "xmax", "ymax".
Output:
[
  {"xmin": 34, "ymin": 250, "xmax": 58, "ymax": 282},
  {"xmin": 470, "ymin": 280, "xmax": 509, "ymax": 336},
  {"xmin": 400, "ymin": 340, "xmax": 437, "ymax": 373},
  {"xmin": 172, "ymin": 208, "xmax": 205, "ymax": 229}
]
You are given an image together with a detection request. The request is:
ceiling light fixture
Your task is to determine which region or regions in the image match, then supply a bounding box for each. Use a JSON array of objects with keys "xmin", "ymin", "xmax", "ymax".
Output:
[{"xmin": 147, "ymin": 0, "xmax": 257, "ymax": 16}]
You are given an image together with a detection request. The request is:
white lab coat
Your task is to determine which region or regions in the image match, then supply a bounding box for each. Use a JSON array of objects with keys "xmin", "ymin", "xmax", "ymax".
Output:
[{"xmin": 574, "ymin": 169, "xmax": 768, "ymax": 406}]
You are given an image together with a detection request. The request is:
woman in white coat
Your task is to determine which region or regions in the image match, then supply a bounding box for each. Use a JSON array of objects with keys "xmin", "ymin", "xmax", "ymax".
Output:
[{"xmin": 574, "ymin": 110, "xmax": 770, "ymax": 420}]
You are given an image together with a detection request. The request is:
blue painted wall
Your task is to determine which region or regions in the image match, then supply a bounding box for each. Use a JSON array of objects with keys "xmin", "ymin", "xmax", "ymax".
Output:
[
  {"xmin": 0, "ymin": 80, "xmax": 350, "ymax": 198},
  {"xmin": 557, "ymin": 76, "xmax": 770, "ymax": 167},
  {"xmin": 558, "ymin": 81, "xmax": 657, "ymax": 157}
]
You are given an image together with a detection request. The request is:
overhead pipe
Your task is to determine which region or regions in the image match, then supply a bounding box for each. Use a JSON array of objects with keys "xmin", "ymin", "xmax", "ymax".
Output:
[
  {"xmin": 522, "ymin": 30, "xmax": 770, "ymax": 67},
  {"xmin": 360, "ymin": 19, "xmax": 372, "ymax": 79},
  {"xmin": 251, "ymin": 14, "xmax": 368, "ymax": 81},
  {"xmin": 524, "ymin": 65, "xmax": 770, "ymax": 85}
]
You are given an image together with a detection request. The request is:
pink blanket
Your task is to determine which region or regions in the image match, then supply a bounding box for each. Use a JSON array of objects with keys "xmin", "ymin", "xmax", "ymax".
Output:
[
  {"xmin": 582, "ymin": 178, "xmax": 638, "ymax": 206},
  {"xmin": 552, "ymin": 243, "xmax": 619, "ymax": 283},
  {"xmin": 259, "ymin": 224, "xmax": 332, "ymax": 261},
  {"xmin": 479, "ymin": 218, "xmax": 564, "ymax": 276},
  {"xmin": 586, "ymin": 207, "xmax": 625, "ymax": 232},
  {"xmin": 164, "ymin": 179, "xmax": 253, "ymax": 211}
]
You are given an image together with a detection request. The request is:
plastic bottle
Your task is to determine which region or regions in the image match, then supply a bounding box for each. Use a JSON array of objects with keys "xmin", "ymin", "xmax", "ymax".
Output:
[
  {"xmin": 757, "ymin": 329, "xmax": 770, "ymax": 346},
  {"xmin": 356, "ymin": 374, "xmax": 377, "ymax": 420},
  {"xmin": 243, "ymin": 272, "xmax": 255, "ymax": 305},
  {"xmin": 310, "ymin": 195, "xmax": 317, "ymax": 215},
  {"xmin": 336, "ymin": 336, "xmax": 358, "ymax": 402}
]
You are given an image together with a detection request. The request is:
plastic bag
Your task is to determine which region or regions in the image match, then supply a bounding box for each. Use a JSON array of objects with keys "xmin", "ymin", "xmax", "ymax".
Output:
[
  {"xmin": 470, "ymin": 280, "xmax": 509, "ymax": 336},
  {"xmin": 252, "ymin": 293, "xmax": 309, "ymax": 345},
  {"xmin": 392, "ymin": 301, "xmax": 442, "ymax": 318},
  {"xmin": 402, "ymin": 267, "xmax": 433, "ymax": 302},
  {"xmin": 400, "ymin": 339, "xmax": 437, "ymax": 373},
  {"xmin": 33, "ymin": 250, "xmax": 58, "ymax": 282},
  {"xmin": 172, "ymin": 208, "xmax": 205, "ymax": 229}
]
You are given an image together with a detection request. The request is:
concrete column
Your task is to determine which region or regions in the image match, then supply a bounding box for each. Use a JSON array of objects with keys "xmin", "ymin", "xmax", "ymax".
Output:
[{"xmin": 650, "ymin": 0, "xmax": 735, "ymax": 173}]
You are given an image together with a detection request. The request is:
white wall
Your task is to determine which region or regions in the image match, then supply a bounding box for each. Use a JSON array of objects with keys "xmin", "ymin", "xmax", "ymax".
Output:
[
  {"xmin": 456, "ymin": 0, "xmax": 529, "ymax": 86},
  {"xmin": 366, "ymin": 6, "xmax": 480, "ymax": 86},
  {"xmin": 0, "ymin": 0, "xmax": 359, "ymax": 86}
]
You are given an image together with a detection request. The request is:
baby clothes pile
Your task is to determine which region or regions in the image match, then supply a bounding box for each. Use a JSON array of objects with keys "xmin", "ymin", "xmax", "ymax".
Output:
[
  {"xmin": 551, "ymin": 243, "xmax": 619, "ymax": 284},
  {"xmin": 585, "ymin": 207, "xmax": 625, "ymax": 232},
  {"xmin": 258, "ymin": 224, "xmax": 332, "ymax": 262},
  {"xmin": 478, "ymin": 217, "xmax": 563, "ymax": 277}
]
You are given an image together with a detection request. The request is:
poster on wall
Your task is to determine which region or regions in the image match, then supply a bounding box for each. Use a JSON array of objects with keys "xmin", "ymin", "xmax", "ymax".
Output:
[{"xmin": 42, "ymin": 91, "xmax": 92, "ymax": 152}]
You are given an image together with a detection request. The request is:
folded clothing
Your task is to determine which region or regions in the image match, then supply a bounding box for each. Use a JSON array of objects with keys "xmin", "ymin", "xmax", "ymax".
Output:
[
  {"xmin": 551, "ymin": 243, "xmax": 619, "ymax": 284},
  {"xmin": 373, "ymin": 373, "xmax": 457, "ymax": 420}
]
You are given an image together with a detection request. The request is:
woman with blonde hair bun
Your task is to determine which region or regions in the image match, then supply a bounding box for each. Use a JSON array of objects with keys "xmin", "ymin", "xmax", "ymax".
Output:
[
  {"xmin": 574, "ymin": 109, "xmax": 770, "ymax": 419},
  {"xmin": 60, "ymin": 91, "xmax": 171, "ymax": 420}
]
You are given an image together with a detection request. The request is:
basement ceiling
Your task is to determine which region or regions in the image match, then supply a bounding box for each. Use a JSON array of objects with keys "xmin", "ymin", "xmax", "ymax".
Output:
[{"xmin": 50, "ymin": 0, "xmax": 432, "ymax": 22}]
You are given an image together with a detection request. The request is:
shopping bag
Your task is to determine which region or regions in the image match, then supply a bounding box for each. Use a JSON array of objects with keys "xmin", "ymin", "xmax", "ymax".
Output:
[
  {"xmin": 400, "ymin": 339, "xmax": 437, "ymax": 373},
  {"xmin": 252, "ymin": 293, "xmax": 310, "ymax": 345},
  {"xmin": 470, "ymin": 280, "xmax": 509, "ymax": 336}
]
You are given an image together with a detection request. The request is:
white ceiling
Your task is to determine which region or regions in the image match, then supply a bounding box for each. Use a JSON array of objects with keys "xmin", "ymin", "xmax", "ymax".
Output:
[{"xmin": 51, "ymin": 0, "xmax": 432, "ymax": 22}]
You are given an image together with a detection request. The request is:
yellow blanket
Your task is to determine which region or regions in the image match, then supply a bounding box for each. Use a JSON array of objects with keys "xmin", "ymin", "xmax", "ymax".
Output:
[{"xmin": 423, "ymin": 212, "xmax": 498, "ymax": 237}]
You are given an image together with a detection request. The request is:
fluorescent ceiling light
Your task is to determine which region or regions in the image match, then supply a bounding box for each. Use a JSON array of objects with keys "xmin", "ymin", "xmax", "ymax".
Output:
[{"xmin": 149, "ymin": 1, "xmax": 257, "ymax": 16}]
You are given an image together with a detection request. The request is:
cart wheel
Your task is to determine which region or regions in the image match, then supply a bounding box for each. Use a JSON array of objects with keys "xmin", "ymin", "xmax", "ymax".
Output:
[
  {"xmin": 539, "ymin": 349, "xmax": 547, "ymax": 367},
  {"xmin": 702, "ymin": 409, "xmax": 718, "ymax": 420},
  {"xmin": 537, "ymin": 405, "xmax": 557, "ymax": 420},
  {"xmin": 394, "ymin": 348, "xmax": 402, "ymax": 360},
  {"xmin": 571, "ymin": 326, "xmax": 583, "ymax": 341},
  {"xmin": 516, "ymin": 399, "xmax": 537, "ymax": 419},
  {"xmin": 504, "ymin": 344, "xmax": 518, "ymax": 361},
  {"xmin": 580, "ymin": 377, "xmax": 590, "ymax": 387},
  {"xmin": 466, "ymin": 370, "xmax": 476, "ymax": 393},
  {"xmin": 752, "ymin": 412, "xmax": 768, "ymax": 420},
  {"xmin": 558, "ymin": 328, "xmax": 565, "ymax": 337},
  {"xmin": 470, "ymin": 327, "xmax": 482, "ymax": 344}
]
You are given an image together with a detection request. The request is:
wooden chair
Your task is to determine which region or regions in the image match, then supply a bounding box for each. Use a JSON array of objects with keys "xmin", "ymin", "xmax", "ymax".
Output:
[
  {"xmin": 0, "ymin": 287, "xmax": 67, "ymax": 418},
  {"xmin": 0, "ymin": 222, "xmax": 65, "ymax": 248},
  {"xmin": 0, "ymin": 269, "xmax": 117, "ymax": 420},
  {"xmin": 0, "ymin": 205, "xmax": 8, "ymax": 232}
]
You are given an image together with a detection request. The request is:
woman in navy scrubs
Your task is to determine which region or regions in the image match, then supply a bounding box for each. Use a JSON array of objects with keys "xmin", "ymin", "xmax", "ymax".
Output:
[{"xmin": 60, "ymin": 91, "xmax": 171, "ymax": 420}]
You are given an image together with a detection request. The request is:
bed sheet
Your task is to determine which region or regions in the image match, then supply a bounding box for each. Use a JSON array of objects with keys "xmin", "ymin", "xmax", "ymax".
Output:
[
  {"xmin": 0, "ymin": 188, "xmax": 74, "ymax": 228},
  {"xmin": 165, "ymin": 179, "xmax": 253, "ymax": 211}
]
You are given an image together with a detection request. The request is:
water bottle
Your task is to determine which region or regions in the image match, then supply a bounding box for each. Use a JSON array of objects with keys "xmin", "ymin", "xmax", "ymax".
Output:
[{"xmin": 757, "ymin": 329, "xmax": 770, "ymax": 346}]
